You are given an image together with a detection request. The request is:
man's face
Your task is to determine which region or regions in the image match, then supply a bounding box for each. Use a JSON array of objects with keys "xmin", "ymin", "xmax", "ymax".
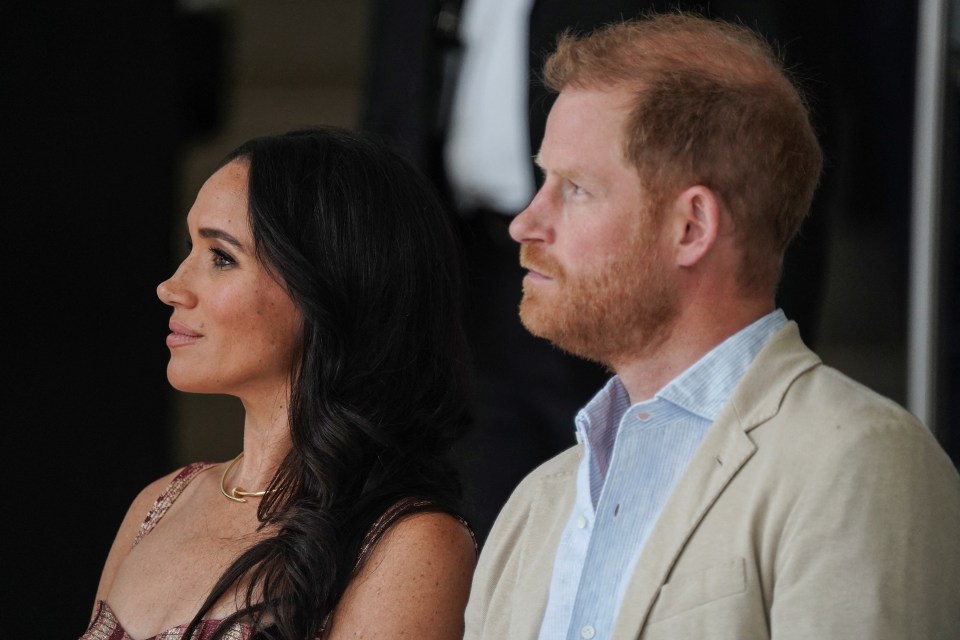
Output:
[{"xmin": 509, "ymin": 86, "xmax": 679, "ymax": 366}]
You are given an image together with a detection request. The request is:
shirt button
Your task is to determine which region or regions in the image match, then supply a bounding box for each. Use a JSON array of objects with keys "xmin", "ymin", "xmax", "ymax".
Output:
[
  {"xmin": 580, "ymin": 624, "xmax": 596, "ymax": 639},
  {"xmin": 637, "ymin": 411, "xmax": 652, "ymax": 421},
  {"xmin": 576, "ymin": 515, "xmax": 587, "ymax": 529}
]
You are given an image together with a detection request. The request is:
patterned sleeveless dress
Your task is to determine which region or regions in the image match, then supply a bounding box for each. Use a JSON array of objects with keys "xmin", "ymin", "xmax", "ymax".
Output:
[
  {"xmin": 78, "ymin": 462, "xmax": 251, "ymax": 640},
  {"xmin": 80, "ymin": 462, "xmax": 475, "ymax": 639}
]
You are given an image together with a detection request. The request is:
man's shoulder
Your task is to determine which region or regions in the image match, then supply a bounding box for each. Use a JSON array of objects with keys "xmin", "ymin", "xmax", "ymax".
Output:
[
  {"xmin": 777, "ymin": 361, "xmax": 926, "ymax": 438},
  {"xmin": 732, "ymin": 323, "xmax": 952, "ymax": 473},
  {"xmin": 481, "ymin": 443, "xmax": 581, "ymax": 547},
  {"xmin": 466, "ymin": 446, "xmax": 581, "ymax": 638},
  {"xmin": 488, "ymin": 444, "xmax": 581, "ymax": 526},
  {"xmin": 515, "ymin": 444, "xmax": 581, "ymax": 490},
  {"xmin": 746, "ymin": 357, "xmax": 956, "ymax": 484},
  {"xmin": 739, "ymin": 323, "xmax": 926, "ymax": 437}
]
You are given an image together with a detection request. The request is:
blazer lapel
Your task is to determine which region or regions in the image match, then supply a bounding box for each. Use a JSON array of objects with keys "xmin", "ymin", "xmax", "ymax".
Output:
[
  {"xmin": 610, "ymin": 411, "xmax": 757, "ymax": 634},
  {"xmin": 610, "ymin": 323, "xmax": 820, "ymax": 635}
]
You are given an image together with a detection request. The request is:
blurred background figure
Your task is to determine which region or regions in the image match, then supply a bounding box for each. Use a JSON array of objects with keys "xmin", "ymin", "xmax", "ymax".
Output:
[{"xmin": 360, "ymin": 0, "xmax": 842, "ymax": 544}]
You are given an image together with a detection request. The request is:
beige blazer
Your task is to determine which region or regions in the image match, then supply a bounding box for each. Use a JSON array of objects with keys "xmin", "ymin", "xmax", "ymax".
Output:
[{"xmin": 465, "ymin": 323, "xmax": 960, "ymax": 639}]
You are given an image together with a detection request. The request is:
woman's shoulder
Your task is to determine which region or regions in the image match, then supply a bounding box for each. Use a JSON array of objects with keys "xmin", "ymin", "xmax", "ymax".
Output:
[
  {"xmin": 125, "ymin": 467, "xmax": 193, "ymax": 531},
  {"xmin": 376, "ymin": 509, "xmax": 477, "ymax": 561},
  {"xmin": 365, "ymin": 509, "xmax": 477, "ymax": 596},
  {"xmin": 114, "ymin": 462, "xmax": 219, "ymax": 549},
  {"xmin": 137, "ymin": 461, "xmax": 220, "ymax": 510},
  {"xmin": 124, "ymin": 463, "xmax": 213, "ymax": 519},
  {"xmin": 132, "ymin": 462, "xmax": 220, "ymax": 543},
  {"xmin": 91, "ymin": 462, "xmax": 218, "ymax": 608},
  {"xmin": 324, "ymin": 507, "xmax": 477, "ymax": 639},
  {"xmin": 360, "ymin": 497, "xmax": 477, "ymax": 562}
]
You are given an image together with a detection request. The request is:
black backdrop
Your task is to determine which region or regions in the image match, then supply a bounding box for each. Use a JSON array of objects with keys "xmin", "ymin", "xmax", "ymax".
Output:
[{"xmin": 4, "ymin": 3, "xmax": 225, "ymax": 636}]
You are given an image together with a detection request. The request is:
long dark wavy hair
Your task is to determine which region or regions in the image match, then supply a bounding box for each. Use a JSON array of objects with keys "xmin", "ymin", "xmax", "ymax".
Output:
[{"xmin": 183, "ymin": 127, "xmax": 473, "ymax": 639}]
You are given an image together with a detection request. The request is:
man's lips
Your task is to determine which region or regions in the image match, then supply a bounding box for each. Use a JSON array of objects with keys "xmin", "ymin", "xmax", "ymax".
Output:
[
  {"xmin": 520, "ymin": 245, "xmax": 561, "ymax": 282},
  {"xmin": 522, "ymin": 267, "xmax": 552, "ymax": 281}
]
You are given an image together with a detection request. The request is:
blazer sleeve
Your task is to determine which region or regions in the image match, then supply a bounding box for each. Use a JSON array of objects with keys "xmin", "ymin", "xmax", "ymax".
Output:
[
  {"xmin": 465, "ymin": 447, "xmax": 580, "ymax": 639},
  {"xmin": 768, "ymin": 413, "xmax": 960, "ymax": 639}
]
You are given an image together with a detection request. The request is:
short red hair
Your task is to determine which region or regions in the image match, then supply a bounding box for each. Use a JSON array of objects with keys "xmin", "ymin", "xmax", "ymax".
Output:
[{"xmin": 543, "ymin": 13, "xmax": 823, "ymax": 294}]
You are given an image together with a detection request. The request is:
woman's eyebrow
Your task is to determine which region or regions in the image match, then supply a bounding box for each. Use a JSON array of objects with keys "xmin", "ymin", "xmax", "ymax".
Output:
[{"xmin": 199, "ymin": 227, "xmax": 247, "ymax": 252}]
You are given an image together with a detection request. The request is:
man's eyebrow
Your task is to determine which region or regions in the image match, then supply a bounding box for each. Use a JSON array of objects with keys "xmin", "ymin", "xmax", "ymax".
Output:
[
  {"xmin": 534, "ymin": 154, "xmax": 590, "ymax": 184},
  {"xmin": 199, "ymin": 227, "xmax": 246, "ymax": 252}
]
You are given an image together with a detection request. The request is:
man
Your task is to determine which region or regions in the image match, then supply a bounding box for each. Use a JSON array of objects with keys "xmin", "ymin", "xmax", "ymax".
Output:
[
  {"xmin": 361, "ymin": 0, "xmax": 839, "ymax": 546},
  {"xmin": 464, "ymin": 13, "xmax": 960, "ymax": 640}
]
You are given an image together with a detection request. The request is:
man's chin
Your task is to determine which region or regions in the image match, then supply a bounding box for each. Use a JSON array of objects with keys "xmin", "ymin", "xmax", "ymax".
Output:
[
  {"xmin": 518, "ymin": 296, "xmax": 559, "ymax": 342},
  {"xmin": 518, "ymin": 297, "xmax": 546, "ymax": 336},
  {"xmin": 519, "ymin": 297, "xmax": 606, "ymax": 365}
]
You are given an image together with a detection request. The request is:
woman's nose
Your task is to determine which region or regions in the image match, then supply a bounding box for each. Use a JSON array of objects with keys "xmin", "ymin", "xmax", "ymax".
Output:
[
  {"xmin": 156, "ymin": 262, "xmax": 194, "ymax": 308},
  {"xmin": 156, "ymin": 278, "xmax": 174, "ymax": 306}
]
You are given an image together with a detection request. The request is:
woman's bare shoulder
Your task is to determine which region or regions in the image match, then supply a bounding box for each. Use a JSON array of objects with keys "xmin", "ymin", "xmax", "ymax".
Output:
[
  {"xmin": 115, "ymin": 468, "xmax": 188, "ymax": 548},
  {"xmin": 374, "ymin": 510, "xmax": 477, "ymax": 565},
  {"xmin": 90, "ymin": 466, "xmax": 201, "ymax": 610},
  {"xmin": 325, "ymin": 511, "xmax": 477, "ymax": 639}
]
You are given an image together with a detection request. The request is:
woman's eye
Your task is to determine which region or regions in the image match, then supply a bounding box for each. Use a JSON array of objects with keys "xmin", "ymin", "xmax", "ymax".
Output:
[{"xmin": 210, "ymin": 247, "xmax": 236, "ymax": 269}]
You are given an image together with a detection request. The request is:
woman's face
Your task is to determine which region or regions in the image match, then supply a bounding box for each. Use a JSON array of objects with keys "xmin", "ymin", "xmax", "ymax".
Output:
[{"xmin": 157, "ymin": 160, "xmax": 302, "ymax": 401}]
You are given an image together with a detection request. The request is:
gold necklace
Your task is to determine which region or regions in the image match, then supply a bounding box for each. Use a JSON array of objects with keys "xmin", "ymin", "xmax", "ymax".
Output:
[{"xmin": 219, "ymin": 452, "xmax": 277, "ymax": 503}]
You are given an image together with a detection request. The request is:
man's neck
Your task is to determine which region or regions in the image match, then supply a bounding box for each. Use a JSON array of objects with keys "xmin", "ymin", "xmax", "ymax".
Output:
[{"xmin": 613, "ymin": 301, "xmax": 775, "ymax": 404}]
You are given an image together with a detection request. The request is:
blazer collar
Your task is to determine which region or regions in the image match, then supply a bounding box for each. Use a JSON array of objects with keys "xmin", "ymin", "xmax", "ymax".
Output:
[{"xmin": 611, "ymin": 322, "xmax": 820, "ymax": 634}]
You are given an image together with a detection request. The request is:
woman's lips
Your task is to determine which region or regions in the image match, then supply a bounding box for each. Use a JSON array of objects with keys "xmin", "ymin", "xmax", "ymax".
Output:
[{"xmin": 166, "ymin": 321, "xmax": 202, "ymax": 348}]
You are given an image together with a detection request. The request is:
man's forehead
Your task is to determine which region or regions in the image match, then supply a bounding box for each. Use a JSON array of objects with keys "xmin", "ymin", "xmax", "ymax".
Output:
[
  {"xmin": 555, "ymin": 83, "xmax": 636, "ymax": 109},
  {"xmin": 545, "ymin": 87, "xmax": 633, "ymax": 140},
  {"xmin": 537, "ymin": 90, "xmax": 632, "ymax": 171}
]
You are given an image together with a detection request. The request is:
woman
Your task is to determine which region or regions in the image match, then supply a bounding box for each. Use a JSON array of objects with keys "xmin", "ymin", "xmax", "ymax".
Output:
[{"xmin": 83, "ymin": 127, "xmax": 477, "ymax": 639}]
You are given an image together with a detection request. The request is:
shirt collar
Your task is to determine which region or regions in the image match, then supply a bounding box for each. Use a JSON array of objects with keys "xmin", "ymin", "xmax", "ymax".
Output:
[
  {"xmin": 658, "ymin": 310, "xmax": 787, "ymax": 420},
  {"xmin": 576, "ymin": 309, "xmax": 788, "ymax": 438}
]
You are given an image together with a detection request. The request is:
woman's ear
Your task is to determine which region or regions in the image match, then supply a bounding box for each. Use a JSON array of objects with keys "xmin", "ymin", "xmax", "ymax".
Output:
[{"xmin": 670, "ymin": 185, "xmax": 722, "ymax": 268}]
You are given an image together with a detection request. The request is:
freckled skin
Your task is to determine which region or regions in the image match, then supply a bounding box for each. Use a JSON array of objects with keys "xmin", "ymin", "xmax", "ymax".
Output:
[
  {"xmin": 92, "ymin": 161, "xmax": 308, "ymax": 637},
  {"xmin": 95, "ymin": 159, "xmax": 474, "ymax": 640},
  {"xmin": 157, "ymin": 161, "xmax": 302, "ymax": 402},
  {"xmin": 325, "ymin": 512, "xmax": 477, "ymax": 639}
]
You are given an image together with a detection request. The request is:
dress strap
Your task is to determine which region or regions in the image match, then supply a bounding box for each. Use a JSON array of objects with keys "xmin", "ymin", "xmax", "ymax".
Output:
[
  {"xmin": 356, "ymin": 496, "xmax": 478, "ymax": 566},
  {"xmin": 133, "ymin": 461, "xmax": 217, "ymax": 547}
]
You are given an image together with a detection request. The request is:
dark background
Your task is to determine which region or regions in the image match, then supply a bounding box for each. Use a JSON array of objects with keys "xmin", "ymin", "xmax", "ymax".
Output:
[{"xmin": 4, "ymin": 2, "xmax": 956, "ymax": 637}]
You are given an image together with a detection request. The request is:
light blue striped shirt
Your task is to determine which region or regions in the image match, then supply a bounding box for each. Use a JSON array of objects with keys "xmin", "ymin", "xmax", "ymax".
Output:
[{"xmin": 537, "ymin": 310, "xmax": 788, "ymax": 640}]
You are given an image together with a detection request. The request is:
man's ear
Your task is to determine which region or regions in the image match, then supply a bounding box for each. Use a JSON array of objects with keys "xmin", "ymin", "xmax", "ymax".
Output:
[{"xmin": 670, "ymin": 185, "xmax": 721, "ymax": 268}]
